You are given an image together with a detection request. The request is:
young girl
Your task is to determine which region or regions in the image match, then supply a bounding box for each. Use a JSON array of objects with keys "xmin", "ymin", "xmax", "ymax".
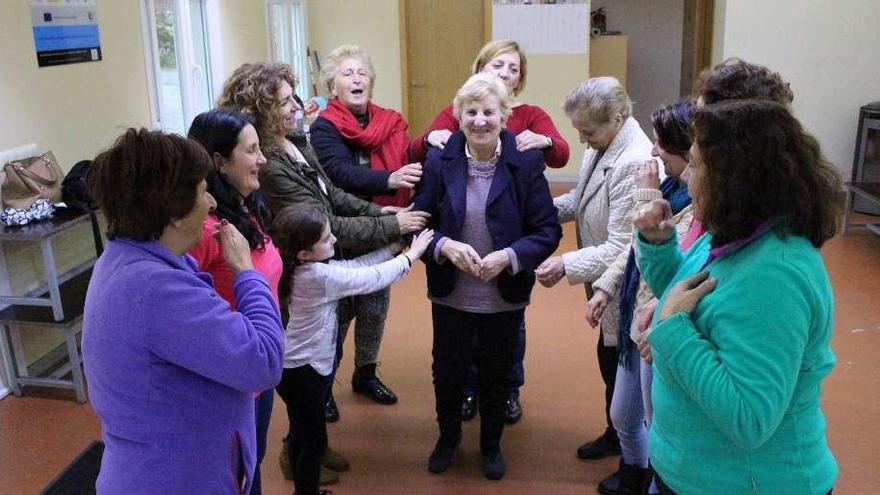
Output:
[{"xmin": 272, "ymin": 205, "xmax": 432, "ymax": 495}]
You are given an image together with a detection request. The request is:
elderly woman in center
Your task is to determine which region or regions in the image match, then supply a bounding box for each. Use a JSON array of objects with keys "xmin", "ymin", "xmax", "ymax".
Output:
[
  {"xmin": 535, "ymin": 76, "xmax": 653, "ymax": 461},
  {"xmin": 412, "ymin": 73, "xmax": 561, "ymax": 481},
  {"xmin": 410, "ymin": 39, "xmax": 571, "ymax": 424},
  {"xmin": 309, "ymin": 44, "xmax": 421, "ymax": 406}
]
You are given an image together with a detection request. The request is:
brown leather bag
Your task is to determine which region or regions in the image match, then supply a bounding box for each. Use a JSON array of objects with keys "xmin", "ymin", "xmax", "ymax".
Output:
[{"xmin": 1, "ymin": 151, "xmax": 64, "ymax": 210}]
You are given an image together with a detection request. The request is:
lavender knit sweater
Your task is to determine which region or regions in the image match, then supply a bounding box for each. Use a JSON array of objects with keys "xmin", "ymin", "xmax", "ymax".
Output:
[{"xmin": 431, "ymin": 151, "xmax": 524, "ymax": 314}]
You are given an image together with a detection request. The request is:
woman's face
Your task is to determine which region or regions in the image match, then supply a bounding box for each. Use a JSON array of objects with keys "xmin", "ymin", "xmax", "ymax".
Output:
[
  {"xmin": 220, "ymin": 124, "xmax": 267, "ymax": 198},
  {"xmin": 179, "ymin": 180, "xmax": 217, "ymax": 251},
  {"xmin": 299, "ymin": 220, "xmax": 336, "ymax": 262},
  {"xmin": 687, "ymin": 142, "xmax": 707, "ymax": 219},
  {"xmin": 332, "ymin": 57, "xmax": 371, "ymax": 115},
  {"xmin": 570, "ymin": 113, "xmax": 620, "ymax": 151},
  {"xmin": 651, "ymin": 129, "xmax": 689, "ymax": 179},
  {"xmin": 460, "ymin": 95, "xmax": 503, "ymax": 153},
  {"xmin": 480, "ymin": 51, "xmax": 521, "ymax": 94},
  {"xmin": 275, "ymin": 81, "xmax": 298, "ymax": 135}
]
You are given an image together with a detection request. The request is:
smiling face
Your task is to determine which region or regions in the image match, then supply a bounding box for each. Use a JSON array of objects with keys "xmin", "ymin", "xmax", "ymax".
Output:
[
  {"xmin": 219, "ymin": 124, "xmax": 267, "ymax": 198},
  {"xmin": 460, "ymin": 94, "xmax": 504, "ymax": 157},
  {"xmin": 480, "ymin": 51, "xmax": 521, "ymax": 95},
  {"xmin": 652, "ymin": 129, "xmax": 689, "ymax": 179},
  {"xmin": 332, "ymin": 57, "xmax": 372, "ymax": 115},
  {"xmin": 275, "ymin": 81, "xmax": 298, "ymax": 136},
  {"xmin": 570, "ymin": 113, "xmax": 620, "ymax": 151}
]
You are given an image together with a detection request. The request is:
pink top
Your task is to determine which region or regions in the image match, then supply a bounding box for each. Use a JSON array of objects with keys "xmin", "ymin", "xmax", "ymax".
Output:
[
  {"xmin": 408, "ymin": 103, "xmax": 570, "ymax": 168},
  {"xmin": 189, "ymin": 214, "xmax": 282, "ymax": 310},
  {"xmin": 679, "ymin": 218, "xmax": 705, "ymax": 251}
]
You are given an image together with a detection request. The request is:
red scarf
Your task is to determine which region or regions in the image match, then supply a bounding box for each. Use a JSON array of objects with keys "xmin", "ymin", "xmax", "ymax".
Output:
[{"xmin": 319, "ymin": 98, "xmax": 411, "ymax": 207}]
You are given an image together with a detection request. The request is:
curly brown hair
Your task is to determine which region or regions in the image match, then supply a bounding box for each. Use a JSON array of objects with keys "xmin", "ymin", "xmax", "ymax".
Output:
[
  {"xmin": 696, "ymin": 57, "xmax": 794, "ymax": 106},
  {"xmin": 217, "ymin": 62, "xmax": 298, "ymax": 158},
  {"xmin": 692, "ymin": 99, "xmax": 841, "ymax": 248}
]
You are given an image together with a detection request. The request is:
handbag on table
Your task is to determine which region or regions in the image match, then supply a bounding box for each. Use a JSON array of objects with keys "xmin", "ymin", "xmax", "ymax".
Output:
[{"xmin": 1, "ymin": 151, "xmax": 63, "ymax": 226}]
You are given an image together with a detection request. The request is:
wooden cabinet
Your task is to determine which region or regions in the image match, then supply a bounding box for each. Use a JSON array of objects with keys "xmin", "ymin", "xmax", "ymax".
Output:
[{"xmin": 589, "ymin": 34, "xmax": 628, "ymax": 87}]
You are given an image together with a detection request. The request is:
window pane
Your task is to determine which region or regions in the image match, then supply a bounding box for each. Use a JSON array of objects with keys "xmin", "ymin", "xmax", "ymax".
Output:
[
  {"xmin": 155, "ymin": 0, "xmax": 184, "ymax": 134},
  {"xmin": 189, "ymin": 0, "xmax": 212, "ymax": 113}
]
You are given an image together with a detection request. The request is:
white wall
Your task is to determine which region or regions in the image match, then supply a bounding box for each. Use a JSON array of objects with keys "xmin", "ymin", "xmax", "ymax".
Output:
[
  {"xmin": 0, "ymin": 2, "xmax": 152, "ymax": 170},
  {"xmin": 592, "ymin": 0, "xmax": 684, "ymax": 130},
  {"xmin": 714, "ymin": 0, "xmax": 880, "ymax": 179},
  {"xmin": 308, "ymin": 0, "xmax": 403, "ymax": 110}
]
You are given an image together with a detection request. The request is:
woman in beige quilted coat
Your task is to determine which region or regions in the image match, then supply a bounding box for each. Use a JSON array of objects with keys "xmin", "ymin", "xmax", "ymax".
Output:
[{"xmin": 535, "ymin": 76, "xmax": 652, "ymax": 462}]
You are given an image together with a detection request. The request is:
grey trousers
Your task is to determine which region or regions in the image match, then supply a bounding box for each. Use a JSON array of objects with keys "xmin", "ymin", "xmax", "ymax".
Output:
[{"xmin": 336, "ymin": 286, "xmax": 390, "ymax": 369}]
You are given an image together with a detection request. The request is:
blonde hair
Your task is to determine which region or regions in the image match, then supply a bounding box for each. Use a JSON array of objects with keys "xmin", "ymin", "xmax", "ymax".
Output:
[
  {"xmin": 563, "ymin": 76, "xmax": 632, "ymax": 126},
  {"xmin": 217, "ymin": 62, "xmax": 298, "ymax": 158},
  {"xmin": 320, "ymin": 44, "xmax": 376, "ymax": 97},
  {"xmin": 452, "ymin": 73, "xmax": 513, "ymax": 123},
  {"xmin": 471, "ymin": 39, "xmax": 528, "ymax": 96}
]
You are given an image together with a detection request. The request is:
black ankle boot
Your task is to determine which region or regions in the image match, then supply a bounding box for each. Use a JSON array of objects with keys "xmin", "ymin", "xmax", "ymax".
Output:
[
  {"xmin": 351, "ymin": 364, "xmax": 398, "ymax": 404},
  {"xmin": 618, "ymin": 461, "xmax": 651, "ymax": 495}
]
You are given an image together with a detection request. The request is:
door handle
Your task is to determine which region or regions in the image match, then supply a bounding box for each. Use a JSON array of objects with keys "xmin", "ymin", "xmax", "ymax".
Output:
[{"xmin": 410, "ymin": 81, "xmax": 426, "ymax": 87}]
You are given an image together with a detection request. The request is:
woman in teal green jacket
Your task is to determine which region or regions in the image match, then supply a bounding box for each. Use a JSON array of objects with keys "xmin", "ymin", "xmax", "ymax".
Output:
[{"xmin": 633, "ymin": 99, "xmax": 840, "ymax": 495}]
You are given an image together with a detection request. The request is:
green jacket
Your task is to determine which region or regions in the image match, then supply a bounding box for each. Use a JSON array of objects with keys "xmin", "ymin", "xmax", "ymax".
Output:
[
  {"xmin": 637, "ymin": 227, "xmax": 837, "ymax": 495},
  {"xmin": 259, "ymin": 135, "xmax": 400, "ymax": 258}
]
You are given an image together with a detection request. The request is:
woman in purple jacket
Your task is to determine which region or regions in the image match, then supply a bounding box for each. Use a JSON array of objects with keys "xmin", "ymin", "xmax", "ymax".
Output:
[{"xmin": 82, "ymin": 128, "xmax": 284, "ymax": 494}]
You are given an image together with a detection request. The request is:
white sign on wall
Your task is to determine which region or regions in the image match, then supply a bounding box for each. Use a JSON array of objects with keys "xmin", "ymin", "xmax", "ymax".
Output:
[{"xmin": 493, "ymin": 3, "xmax": 590, "ymax": 54}]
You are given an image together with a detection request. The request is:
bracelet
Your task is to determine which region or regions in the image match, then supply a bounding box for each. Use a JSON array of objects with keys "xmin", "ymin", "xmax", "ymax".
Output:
[{"xmin": 403, "ymin": 254, "xmax": 413, "ymax": 268}]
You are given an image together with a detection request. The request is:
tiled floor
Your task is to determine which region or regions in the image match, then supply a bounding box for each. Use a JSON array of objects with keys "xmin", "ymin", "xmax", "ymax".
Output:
[{"xmin": 2, "ymin": 219, "xmax": 878, "ymax": 494}]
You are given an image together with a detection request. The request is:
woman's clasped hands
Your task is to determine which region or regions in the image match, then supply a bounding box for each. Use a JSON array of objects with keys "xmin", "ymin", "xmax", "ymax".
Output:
[{"xmin": 440, "ymin": 240, "xmax": 511, "ymax": 281}]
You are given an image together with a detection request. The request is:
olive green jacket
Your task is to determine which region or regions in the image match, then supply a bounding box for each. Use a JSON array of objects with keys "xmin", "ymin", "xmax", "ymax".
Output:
[{"xmin": 259, "ymin": 134, "xmax": 400, "ymax": 258}]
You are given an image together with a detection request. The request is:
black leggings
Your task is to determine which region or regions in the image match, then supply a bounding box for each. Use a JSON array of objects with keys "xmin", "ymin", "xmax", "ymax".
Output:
[{"xmin": 275, "ymin": 365, "xmax": 332, "ymax": 495}]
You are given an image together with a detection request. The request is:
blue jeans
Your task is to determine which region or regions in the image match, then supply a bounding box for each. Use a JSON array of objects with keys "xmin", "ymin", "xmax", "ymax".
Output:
[
  {"xmin": 249, "ymin": 388, "xmax": 274, "ymax": 495},
  {"xmin": 610, "ymin": 349, "xmax": 648, "ymax": 468},
  {"xmin": 463, "ymin": 319, "xmax": 526, "ymax": 398}
]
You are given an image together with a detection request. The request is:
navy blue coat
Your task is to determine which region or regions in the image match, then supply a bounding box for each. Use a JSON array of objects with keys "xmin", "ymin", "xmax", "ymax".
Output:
[{"xmin": 412, "ymin": 129, "xmax": 562, "ymax": 304}]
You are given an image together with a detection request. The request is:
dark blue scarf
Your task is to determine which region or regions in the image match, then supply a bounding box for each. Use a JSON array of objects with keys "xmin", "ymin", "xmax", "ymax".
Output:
[{"xmin": 617, "ymin": 177, "xmax": 691, "ymax": 367}]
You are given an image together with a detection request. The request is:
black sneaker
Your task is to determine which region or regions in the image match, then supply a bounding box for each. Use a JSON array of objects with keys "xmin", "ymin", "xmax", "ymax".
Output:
[
  {"xmin": 503, "ymin": 394, "xmax": 522, "ymax": 424},
  {"xmin": 576, "ymin": 428, "xmax": 621, "ymax": 460},
  {"xmin": 480, "ymin": 450, "xmax": 507, "ymax": 480},
  {"xmin": 461, "ymin": 392, "xmax": 478, "ymax": 421},
  {"xmin": 325, "ymin": 395, "xmax": 339, "ymax": 423},
  {"xmin": 351, "ymin": 365, "xmax": 398, "ymax": 405}
]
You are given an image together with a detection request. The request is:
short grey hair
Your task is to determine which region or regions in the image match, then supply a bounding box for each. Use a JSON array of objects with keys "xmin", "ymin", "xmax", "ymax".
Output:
[
  {"xmin": 563, "ymin": 76, "xmax": 632, "ymax": 125},
  {"xmin": 320, "ymin": 44, "xmax": 376, "ymax": 96},
  {"xmin": 452, "ymin": 73, "xmax": 512, "ymax": 123}
]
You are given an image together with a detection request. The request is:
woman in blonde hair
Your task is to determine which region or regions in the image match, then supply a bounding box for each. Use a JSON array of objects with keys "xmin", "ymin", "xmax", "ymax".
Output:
[
  {"xmin": 309, "ymin": 45, "xmax": 421, "ymax": 408},
  {"xmin": 410, "ymin": 39, "xmax": 571, "ymax": 423}
]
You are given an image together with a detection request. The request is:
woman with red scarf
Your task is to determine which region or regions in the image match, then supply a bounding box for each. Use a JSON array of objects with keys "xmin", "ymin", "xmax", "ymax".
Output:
[{"xmin": 309, "ymin": 44, "xmax": 420, "ymax": 410}]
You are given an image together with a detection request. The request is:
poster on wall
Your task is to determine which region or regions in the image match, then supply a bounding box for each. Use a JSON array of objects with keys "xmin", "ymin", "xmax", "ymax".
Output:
[{"xmin": 29, "ymin": 0, "xmax": 102, "ymax": 68}]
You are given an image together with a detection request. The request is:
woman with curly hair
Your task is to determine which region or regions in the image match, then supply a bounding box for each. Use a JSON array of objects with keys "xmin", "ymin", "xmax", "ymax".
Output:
[
  {"xmin": 633, "ymin": 99, "xmax": 839, "ymax": 494},
  {"xmin": 217, "ymin": 61, "xmax": 429, "ymax": 484}
]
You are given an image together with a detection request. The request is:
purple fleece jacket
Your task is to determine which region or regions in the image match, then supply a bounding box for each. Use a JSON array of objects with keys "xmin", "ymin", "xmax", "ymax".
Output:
[{"xmin": 82, "ymin": 239, "xmax": 284, "ymax": 494}]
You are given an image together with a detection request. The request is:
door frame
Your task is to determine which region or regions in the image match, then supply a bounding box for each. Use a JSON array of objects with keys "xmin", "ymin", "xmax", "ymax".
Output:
[
  {"xmin": 397, "ymin": 0, "xmax": 493, "ymax": 126},
  {"xmin": 680, "ymin": 0, "xmax": 714, "ymax": 95}
]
